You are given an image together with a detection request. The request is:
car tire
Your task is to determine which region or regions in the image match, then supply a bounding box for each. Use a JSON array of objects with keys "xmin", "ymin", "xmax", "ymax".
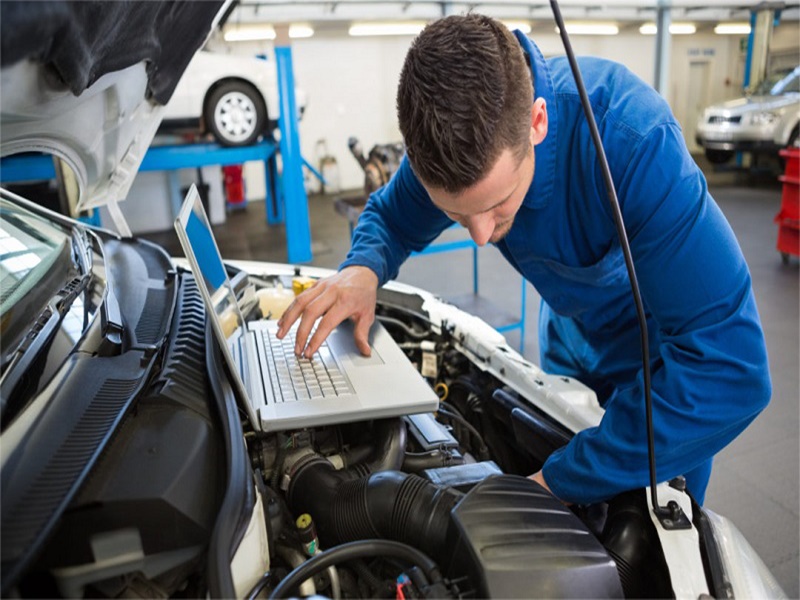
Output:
[
  {"xmin": 788, "ymin": 126, "xmax": 799, "ymax": 150},
  {"xmin": 705, "ymin": 149, "xmax": 734, "ymax": 165},
  {"xmin": 204, "ymin": 81, "xmax": 267, "ymax": 147}
]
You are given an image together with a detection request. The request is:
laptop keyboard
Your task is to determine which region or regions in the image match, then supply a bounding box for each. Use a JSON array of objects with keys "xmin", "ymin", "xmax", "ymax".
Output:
[{"xmin": 261, "ymin": 327, "xmax": 354, "ymax": 403}]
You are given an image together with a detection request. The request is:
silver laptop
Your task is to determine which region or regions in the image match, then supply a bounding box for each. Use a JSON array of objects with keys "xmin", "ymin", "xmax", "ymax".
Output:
[{"xmin": 175, "ymin": 185, "xmax": 439, "ymax": 432}]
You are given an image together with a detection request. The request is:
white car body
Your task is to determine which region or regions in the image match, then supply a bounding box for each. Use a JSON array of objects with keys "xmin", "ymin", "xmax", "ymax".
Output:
[
  {"xmin": 162, "ymin": 49, "xmax": 308, "ymax": 132},
  {"xmin": 695, "ymin": 66, "xmax": 800, "ymax": 163}
]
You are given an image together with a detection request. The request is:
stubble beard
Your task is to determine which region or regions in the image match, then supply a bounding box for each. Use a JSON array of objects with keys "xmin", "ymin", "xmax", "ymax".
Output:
[{"xmin": 489, "ymin": 218, "xmax": 515, "ymax": 244}]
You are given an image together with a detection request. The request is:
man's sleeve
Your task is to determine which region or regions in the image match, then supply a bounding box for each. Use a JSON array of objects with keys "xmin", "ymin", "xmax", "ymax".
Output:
[
  {"xmin": 542, "ymin": 123, "xmax": 772, "ymax": 505},
  {"xmin": 340, "ymin": 156, "xmax": 453, "ymax": 285}
]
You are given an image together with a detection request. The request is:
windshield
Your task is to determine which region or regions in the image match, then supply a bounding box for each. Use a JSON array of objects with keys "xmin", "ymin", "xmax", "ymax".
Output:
[
  {"xmin": 0, "ymin": 199, "xmax": 73, "ymax": 332},
  {"xmin": 0, "ymin": 195, "xmax": 108, "ymax": 427},
  {"xmin": 752, "ymin": 66, "xmax": 800, "ymax": 96}
]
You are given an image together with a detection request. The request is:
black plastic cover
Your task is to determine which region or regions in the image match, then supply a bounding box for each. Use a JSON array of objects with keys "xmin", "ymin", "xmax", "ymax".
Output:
[{"xmin": 446, "ymin": 475, "xmax": 624, "ymax": 598}]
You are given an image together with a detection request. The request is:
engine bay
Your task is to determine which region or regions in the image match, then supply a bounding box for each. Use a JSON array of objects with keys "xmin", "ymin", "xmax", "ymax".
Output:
[
  {"xmin": 15, "ymin": 269, "xmax": 689, "ymax": 599},
  {"xmin": 230, "ymin": 272, "xmax": 677, "ymax": 599}
]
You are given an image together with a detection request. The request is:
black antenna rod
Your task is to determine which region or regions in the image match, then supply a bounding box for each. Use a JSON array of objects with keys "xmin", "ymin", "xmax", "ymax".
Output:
[{"xmin": 549, "ymin": 0, "xmax": 669, "ymax": 523}]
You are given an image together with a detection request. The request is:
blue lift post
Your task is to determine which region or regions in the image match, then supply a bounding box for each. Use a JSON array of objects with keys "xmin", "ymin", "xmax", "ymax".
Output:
[
  {"xmin": 275, "ymin": 26, "xmax": 313, "ymax": 264},
  {"xmin": 139, "ymin": 140, "xmax": 278, "ymax": 217}
]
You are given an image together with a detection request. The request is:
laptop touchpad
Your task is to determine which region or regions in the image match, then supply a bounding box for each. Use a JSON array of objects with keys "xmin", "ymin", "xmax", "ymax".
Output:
[{"xmin": 329, "ymin": 323, "xmax": 385, "ymax": 366}]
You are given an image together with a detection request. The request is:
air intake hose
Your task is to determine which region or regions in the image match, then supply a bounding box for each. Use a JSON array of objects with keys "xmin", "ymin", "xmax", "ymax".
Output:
[
  {"xmin": 287, "ymin": 460, "xmax": 461, "ymax": 561},
  {"xmin": 339, "ymin": 418, "xmax": 407, "ymax": 475}
]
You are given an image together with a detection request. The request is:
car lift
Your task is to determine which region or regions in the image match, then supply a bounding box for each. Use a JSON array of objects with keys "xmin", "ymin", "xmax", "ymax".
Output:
[{"xmin": 0, "ymin": 36, "xmax": 314, "ymax": 264}]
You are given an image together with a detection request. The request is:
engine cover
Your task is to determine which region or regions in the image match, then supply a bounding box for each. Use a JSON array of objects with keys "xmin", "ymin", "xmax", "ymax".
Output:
[{"xmin": 446, "ymin": 475, "xmax": 623, "ymax": 599}]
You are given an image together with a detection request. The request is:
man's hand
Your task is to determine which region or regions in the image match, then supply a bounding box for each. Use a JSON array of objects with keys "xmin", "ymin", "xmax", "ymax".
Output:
[
  {"xmin": 276, "ymin": 266, "xmax": 379, "ymax": 358},
  {"xmin": 528, "ymin": 470, "xmax": 553, "ymax": 494}
]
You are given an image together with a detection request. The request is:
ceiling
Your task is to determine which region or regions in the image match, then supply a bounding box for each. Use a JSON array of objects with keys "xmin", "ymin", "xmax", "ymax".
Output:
[{"xmin": 224, "ymin": 0, "xmax": 800, "ymax": 29}]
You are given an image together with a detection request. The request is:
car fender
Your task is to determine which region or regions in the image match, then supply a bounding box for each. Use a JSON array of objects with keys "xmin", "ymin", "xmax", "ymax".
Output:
[{"xmin": 774, "ymin": 101, "xmax": 800, "ymax": 145}]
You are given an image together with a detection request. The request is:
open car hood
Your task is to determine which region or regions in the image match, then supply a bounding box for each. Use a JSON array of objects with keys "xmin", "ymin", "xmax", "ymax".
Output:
[{"xmin": 0, "ymin": 1, "xmax": 228, "ymax": 219}]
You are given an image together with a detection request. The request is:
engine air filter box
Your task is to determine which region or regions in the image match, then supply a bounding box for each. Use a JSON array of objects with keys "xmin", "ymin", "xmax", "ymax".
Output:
[{"xmin": 445, "ymin": 475, "xmax": 623, "ymax": 598}]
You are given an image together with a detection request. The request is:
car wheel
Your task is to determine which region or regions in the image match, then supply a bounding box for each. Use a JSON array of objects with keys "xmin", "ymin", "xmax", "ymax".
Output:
[
  {"xmin": 788, "ymin": 126, "xmax": 799, "ymax": 149},
  {"xmin": 204, "ymin": 82, "xmax": 267, "ymax": 147},
  {"xmin": 705, "ymin": 149, "xmax": 734, "ymax": 165}
]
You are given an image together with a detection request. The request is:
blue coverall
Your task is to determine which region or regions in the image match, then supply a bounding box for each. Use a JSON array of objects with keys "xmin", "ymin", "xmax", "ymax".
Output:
[{"xmin": 340, "ymin": 32, "xmax": 771, "ymax": 505}]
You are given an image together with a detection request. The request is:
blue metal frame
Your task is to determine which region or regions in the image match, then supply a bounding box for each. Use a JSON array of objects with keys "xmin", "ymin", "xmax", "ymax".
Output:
[
  {"xmin": 140, "ymin": 140, "xmax": 277, "ymax": 171},
  {"xmin": 302, "ymin": 157, "xmax": 326, "ymax": 186},
  {"xmin": 275, "ymin": 45, "xmax": 313, "ymax": 264},
  {"xmin": 743, "ymin": 10, "xmax": 758, "ymax": 90},
  {"xmin": 0, "ymin": 154, "xmax": 56, "ymax": 181}
]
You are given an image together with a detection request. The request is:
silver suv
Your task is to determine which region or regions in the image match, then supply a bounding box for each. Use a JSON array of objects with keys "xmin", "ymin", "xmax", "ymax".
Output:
[{"xmin": 696, "ymin": 66, "xmax": 800, "ymax": 164}]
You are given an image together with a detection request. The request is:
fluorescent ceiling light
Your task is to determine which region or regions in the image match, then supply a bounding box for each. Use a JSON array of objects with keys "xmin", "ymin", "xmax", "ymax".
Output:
[
  {"xmin": 558, "ymin": 22, "xmax": 619, "ymax": 36},
  {"xmin": 639, "ymin": 22, "xmax": 696, "ymax": 35},
  {"xmin": 503, "ymin": 21, "xmax": 532, "ymax": 34},
  {"xmin": 224, "ymin": 24, "xmax": 315, "ymax": 42},
  {"xmin": 225, "ymin": 27, "xmax": 275, "ymax": 42},
  {"xmin": 288, "ymin": 24, "xmax": 314, "ymax": 38},
  {"xmin": 714, "ymin": 23, "xmax": 751, "ymax": 35},
  {"xmin": 348, "ymin": 22, "xmax": 426, "ymax": 37}
]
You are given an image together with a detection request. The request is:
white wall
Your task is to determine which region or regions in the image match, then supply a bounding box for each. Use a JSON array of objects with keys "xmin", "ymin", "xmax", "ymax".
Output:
[
  {"xmin": 218, "ymin": 19, "xmax": 799, "ymax": 194},
  {"xmin": 292, "ymin": 35, "xmax": 409, "ymax": 191}
]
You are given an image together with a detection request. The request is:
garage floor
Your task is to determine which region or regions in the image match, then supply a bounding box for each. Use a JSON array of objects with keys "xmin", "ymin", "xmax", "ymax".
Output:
[{"xmin": 145, "ymin": 156, "xmax": 799, "ymax": 597}]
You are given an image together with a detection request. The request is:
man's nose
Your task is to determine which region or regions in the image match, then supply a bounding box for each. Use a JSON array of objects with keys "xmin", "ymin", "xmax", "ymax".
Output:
[{"xmin": 465, "ymin": 214, "xmax": 493, "ymax": 246}]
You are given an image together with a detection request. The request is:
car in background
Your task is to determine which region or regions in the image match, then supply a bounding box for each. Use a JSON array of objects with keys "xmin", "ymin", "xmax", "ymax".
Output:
[
  {"xmin": 162, "ymin": 50, "xmax": 308, "ymax": 147},
  {"xmin": 696, "ymin": 66, "xmax": 800, "ymax": 164}
]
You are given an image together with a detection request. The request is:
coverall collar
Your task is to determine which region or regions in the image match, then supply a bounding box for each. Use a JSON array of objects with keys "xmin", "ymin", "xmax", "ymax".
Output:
[{"xmin": 513, "ymin": 30, "xmax": 558, "ymax": 210}]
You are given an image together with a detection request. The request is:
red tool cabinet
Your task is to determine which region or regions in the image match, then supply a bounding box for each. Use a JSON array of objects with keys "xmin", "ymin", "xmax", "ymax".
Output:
[{"xmin": 775, "ymin": 147, "xmax": 799, "ymax": 264}]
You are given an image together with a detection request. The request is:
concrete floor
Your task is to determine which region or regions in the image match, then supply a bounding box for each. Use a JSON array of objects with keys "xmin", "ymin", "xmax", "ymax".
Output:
[{"xmin": 145, "ymin": 156, "xmax": 799, "ymax": 596}]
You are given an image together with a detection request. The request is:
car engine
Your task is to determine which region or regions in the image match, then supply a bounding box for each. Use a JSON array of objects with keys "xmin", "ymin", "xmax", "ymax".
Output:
[{"xmin": 11, "ymin": 269, "xmax": 677, "ymax": 599}]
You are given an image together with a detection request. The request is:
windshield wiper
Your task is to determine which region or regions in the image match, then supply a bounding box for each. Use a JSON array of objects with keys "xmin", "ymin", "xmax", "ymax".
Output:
[
  {"xmin": 0, "ymin": 231, "xmax": 99, "ymax": 421},
  {"xmin": 86, "ymin": 230, "xmax": 123, "ymax": 355},
  {"xmin": 0, "ymin": 304, "xmax": 60, "ymax": 424}
]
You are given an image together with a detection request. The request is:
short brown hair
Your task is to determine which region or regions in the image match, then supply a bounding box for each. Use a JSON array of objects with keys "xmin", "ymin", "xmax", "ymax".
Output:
[{"xmin": 397, "ymin": 14, "xmax": 533, "ymax": 193}]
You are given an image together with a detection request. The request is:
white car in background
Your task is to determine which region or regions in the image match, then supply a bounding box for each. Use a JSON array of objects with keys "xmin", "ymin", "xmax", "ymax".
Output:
[
  {"xmin": 162, "ymin": 50, "xmax": 308, "ymax": 146},
  {"xmin": 695, "ymin": 66, "xmax": 800, "ymax": 165}
]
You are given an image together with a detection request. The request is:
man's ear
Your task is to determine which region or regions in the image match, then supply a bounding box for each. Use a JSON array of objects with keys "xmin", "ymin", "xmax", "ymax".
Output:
[{"xmin": 530, "ymin": 98, "xmax": 548, "ymax": 146}]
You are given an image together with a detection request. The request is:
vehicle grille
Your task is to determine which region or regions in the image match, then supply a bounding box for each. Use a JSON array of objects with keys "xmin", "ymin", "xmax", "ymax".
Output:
[{"xmin": 707, "ymin": 115, "xmax": 742, "ymax": 124}]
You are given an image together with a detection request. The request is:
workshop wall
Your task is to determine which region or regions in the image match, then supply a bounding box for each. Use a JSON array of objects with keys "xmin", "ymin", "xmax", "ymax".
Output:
[
  {"xmin": 292, "ymin": 35, "xmax": 409, "ymax": 193},
  {"xmin": 221, "ymin": 19, "xmax": 799, "ymax": 194}
]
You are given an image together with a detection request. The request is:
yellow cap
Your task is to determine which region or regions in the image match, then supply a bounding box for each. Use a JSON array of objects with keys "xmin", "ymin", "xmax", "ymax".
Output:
[
  {"xmin": 296, "ymin": 513, "xmax": 313, "ymax": 529},
  {"xmin": 292, "ymin": 276, "xmax": 315, "ymax": 296}
]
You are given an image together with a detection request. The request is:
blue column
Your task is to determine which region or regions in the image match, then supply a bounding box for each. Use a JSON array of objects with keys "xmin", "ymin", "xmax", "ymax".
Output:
[
  {"xmin": 275, "ymin": 35, "xmax": 313, "ymax": 264},
  {"xmin": 653, "ymin": 1, "xmax": 671, "ymax": 98},
  {"xmin": 743, "ymin": 10, "xmax": 758, "ymax": 90},
  {"xmin": 265, "ymin": 153, "xmax": 283, "ymax": 225}
]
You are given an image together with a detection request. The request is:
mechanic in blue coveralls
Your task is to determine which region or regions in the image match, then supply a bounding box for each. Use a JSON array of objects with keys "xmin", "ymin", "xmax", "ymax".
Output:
[{"xmin": 277, "ymin": 14, "xmax": 771, "ymax": 505}]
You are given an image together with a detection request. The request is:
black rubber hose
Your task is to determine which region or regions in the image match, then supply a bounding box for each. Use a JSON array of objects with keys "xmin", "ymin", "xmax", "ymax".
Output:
[
  {"xmin": 245, "ymin": 571, "xmax": 278, "ymax": 600},
  {"xmin": 340, "ymin": 443, "xmax": 373, "ymax": 468},
  {"xmin": 340, "ymin": 418, "xmax": 406, "ymax": 472},
  {"xmin": 437, "ymin": 407, "xmax": 484, "ymax": 446},
  {"xmin": 287, "ymin": 462, "xmax": 460, "ymax": 561},
  {"xmin": 268, "ymin": 539, "xmax": 443, "ymax": 599},
  {"xmin": 366, "ymin": 418, "xmax": 407, "ymax": 472}
]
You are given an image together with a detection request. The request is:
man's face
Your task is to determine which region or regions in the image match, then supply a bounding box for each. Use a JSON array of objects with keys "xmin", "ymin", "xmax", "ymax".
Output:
[
  {"xmin": 423, "ymin": 98, "xmax": 547, "ymax": 246},
  {"xmin": 425, "ymin": 143, "xmax": 535, "ymax": 246}
]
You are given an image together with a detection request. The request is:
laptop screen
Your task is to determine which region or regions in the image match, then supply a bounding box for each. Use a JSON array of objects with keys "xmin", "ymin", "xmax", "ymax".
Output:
[
  {"xmin": 175, "ymin": 185, "xmax": 263, "ymax": 427},
  {"xmin": 179, "ymin": 187, "xmax": 245, "ymax": 342}
]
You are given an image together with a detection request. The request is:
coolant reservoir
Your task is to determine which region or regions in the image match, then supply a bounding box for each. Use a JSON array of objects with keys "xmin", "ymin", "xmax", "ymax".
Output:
[{"xmin": 256, "ymin": 285, "xmax": 295, "ymax": 320}]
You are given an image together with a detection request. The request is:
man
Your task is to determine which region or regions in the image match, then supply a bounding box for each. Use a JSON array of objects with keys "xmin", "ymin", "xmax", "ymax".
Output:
[{"xmin": 277, "ymin": 14, "xmax": 771, "ymax": 505}]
